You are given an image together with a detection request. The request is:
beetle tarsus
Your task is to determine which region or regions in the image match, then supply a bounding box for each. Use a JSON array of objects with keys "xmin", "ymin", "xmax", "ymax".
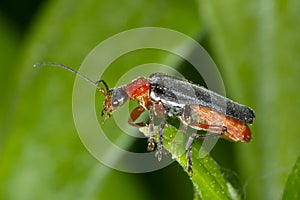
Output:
[{"xmin": 147, "ymin": 137, "xmax": 155, "ymax": 152}]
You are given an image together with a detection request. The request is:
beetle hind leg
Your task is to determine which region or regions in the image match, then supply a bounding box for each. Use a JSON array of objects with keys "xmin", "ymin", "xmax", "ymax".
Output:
[
  {"xmin": 185, "ymin": 135, "xmax": 195, "ymax": 176},
  {"xmin": 155, "ymin": 116, "xmax": 167, "ymax": 161},
  {"xmin": 185, "ymin": 132, "xmax": 223, "ymax": 176}
]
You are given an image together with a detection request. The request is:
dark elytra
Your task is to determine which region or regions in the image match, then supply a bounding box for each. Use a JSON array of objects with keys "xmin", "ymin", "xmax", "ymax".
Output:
[{"xmin": 149, "ymin": 73, "xmax": 255, "ymax": 124}]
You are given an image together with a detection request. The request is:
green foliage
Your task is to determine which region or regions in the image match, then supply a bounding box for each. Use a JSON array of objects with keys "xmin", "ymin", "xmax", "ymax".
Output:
[
  {"xmin": 1, "ymin": 0, "xmax": 300, "ymax": 200},
  {"xmin": 0, "ymin": 0, "xmax": 200, "ymax": 200},
  {"xmin": 198, "ymin": 1, "xmax": 300, "ymax": 199},
  {"xmin": 283, "ymin": 156, "xmax": 300, "ymax": 200},
  {"xmin": 140, "ymin": 125, "xmax": 240, "ymax": 200}
]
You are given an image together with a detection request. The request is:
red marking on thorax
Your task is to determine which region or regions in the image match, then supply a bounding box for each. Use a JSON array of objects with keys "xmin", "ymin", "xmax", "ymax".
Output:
[
  {"xmin": 194, "ymin": 106, "xmax": 251, "ymax": 142},
  {"xmin": 124, "ymin": 77, "xmax": 151, "ymax": 108},
  {"xmin": 124, "ymin": 77, "xmax": 150, "ymax": 98}
]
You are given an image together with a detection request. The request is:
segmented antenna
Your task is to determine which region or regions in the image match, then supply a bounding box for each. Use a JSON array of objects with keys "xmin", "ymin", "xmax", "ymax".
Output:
[{"xmin": 34, "ymin": 62, "xmax": 108, "ymax": 95}]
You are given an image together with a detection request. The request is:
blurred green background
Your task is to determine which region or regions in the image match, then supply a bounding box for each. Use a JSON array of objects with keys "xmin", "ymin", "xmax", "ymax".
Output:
[{"xmin": 1, "ymin": 0, "xmax": 300, "ymax": 200}]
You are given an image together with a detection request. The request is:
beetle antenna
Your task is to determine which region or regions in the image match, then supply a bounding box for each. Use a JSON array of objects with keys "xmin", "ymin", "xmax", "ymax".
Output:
[
  {"xmin": 34, "ymin": 62, "xmax": 108, "ymax": 95},
  {"xmin": 96, "ymin": 80, "xmax": 110, "ymax": 93}
]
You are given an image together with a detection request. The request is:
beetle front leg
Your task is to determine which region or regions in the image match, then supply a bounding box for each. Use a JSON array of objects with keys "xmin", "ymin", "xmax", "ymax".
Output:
[
  {"xmin": 128, "ymin": 105, "xmax": 156, "ymax": 151},
  {"xmin": 128, "ymin": 106, "xmax": 147, "ymax": 127},
  {"xmin": 148, "ymin": 102, "xmax": 165, "ymax": 152},
  {"xmin": 147, "ymin": 106, "xmax": 155, "ymax": 152}
]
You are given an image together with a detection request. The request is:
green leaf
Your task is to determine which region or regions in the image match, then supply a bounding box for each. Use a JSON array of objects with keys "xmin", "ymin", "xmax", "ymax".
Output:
[
  {"xmin": 282, "ymin": 155, "xmax": 300, "ymax": 200},
  {"xmin": 140, "ymin": 125, "xmax": 240, "ymax": 200},
  {"xmin": 0, "ymin": 14, "xmax": 20, "ymax": 151},
  {"xmin": 0, "ymin": 0, "xmax": 202, "ymax": 199},
  {"xmin": 198, "ymin": 0, "xmax": 300, "ymax": 199}
]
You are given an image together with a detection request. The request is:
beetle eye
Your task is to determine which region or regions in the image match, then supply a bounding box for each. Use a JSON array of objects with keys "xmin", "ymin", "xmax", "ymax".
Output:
[
  {"xmin": 111, "ymin": 88, "xmax": 128, "ymax": 108},
  {"xmin": 112, "ymin": 100, "xmax": 120, "ymax": 107}
]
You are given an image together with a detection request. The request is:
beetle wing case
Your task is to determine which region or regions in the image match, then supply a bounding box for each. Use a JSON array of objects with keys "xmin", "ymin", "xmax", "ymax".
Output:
[{"xmin": 149, "ymin": 73, "xmax": 255, "ymax": 124}]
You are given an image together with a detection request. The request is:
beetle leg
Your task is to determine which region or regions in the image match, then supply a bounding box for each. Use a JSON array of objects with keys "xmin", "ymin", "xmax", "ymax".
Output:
[
  {"xmin": 149, "ymin": 102, "xmax": 165, "ymax": 153},
  {"xmin": 186, "ymin": 134, "xmax": 195, "ymax": 176},
  {"xmin": 185, "ymin": 123, "xmax": 226, "ymax": 176},
  {"xmin": 147, "ymin": 106, "xmax": 155, "ymax": 152},
  {"xmin": 189, "ymin": 122, "xmax": 227, "ymax": 133},
  {"xmin": 185, "ymin": 132, "xmax": 222, "ymax": 176},
  {"xmin": 155, "ymin": 116, "xmax": 167, "ymax": 161},
  {"xmin": 128, "ymin": 106, "xmax": 147, "ymax": 127},
  {"xmin": 128, "ymin": 105, "xmax": 156, "ymax": 151},
  {"xmin": 180, "ymin": 105, "xmax": 227, "ymax": 134}
]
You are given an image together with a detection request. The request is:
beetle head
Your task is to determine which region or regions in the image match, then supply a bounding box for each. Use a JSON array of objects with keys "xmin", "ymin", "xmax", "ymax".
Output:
[{"xmin": 101, "ymin": 87, "xmax": 129, "ymax": 122}]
